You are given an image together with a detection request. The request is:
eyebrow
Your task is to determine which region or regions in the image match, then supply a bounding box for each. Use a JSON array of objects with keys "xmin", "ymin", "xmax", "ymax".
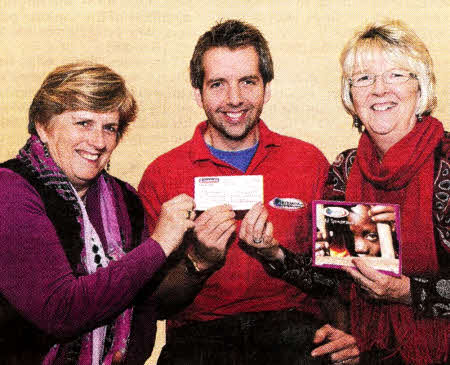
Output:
[{"xmin": 205, "ymin": 74, "xmax": 261, "ymax": 86}]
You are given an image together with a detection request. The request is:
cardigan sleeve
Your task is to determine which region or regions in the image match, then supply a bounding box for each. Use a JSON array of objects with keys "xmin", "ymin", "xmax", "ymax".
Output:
[{"xmin": 0, "ymin": 169, "xmax": 166, "ymax": 340}]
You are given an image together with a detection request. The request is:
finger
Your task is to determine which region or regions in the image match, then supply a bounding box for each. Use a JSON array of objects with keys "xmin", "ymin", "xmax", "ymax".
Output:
[
  {"xmin": 342, "ymin": 265, "xmax": 375, "ymax": 289},
  {"xmin": 369, "ymin": 205, "xmax": 394, "ymax": 215},
  {"xmin": 370, "ymin": 212, "xmax": 395, "ymax": 223},
  {"xmin": 206, "ymin": 211, "xmax": 236, "ymax": 230},
  {"xmin": 352, "ymin": 258, "xmax": 385, "ymax": 282},
  {"xmin": 184, "ymin": 219, "xmax": 196, "ymax": 231},
  {"xmin": 196, "ymin": 205, "xmax": 233, "ymax": 225},
  {"xmin": 215, "ymin": 221, "xmax": 236, "ymax": 248},
  {"xmin": 312, "ymin": 336, "xmax": 356, "ymax": 357},
  {"xmin": 198, "ymin": 217, "xmax": 236, "ymax": 244},
  {"xmin": 261, "ymin": 221, "xmax": 274, "ymax": 246},
  {"xmin": 252, "ymin": 208, "xmax": 269, "ymax": 240},
  {"xmin": 166, "ymin": 193, "xmax": 194, "ymax": 206},
  {"xmin": 330, "ymin": 347, "xmax": 360, "ymax": 363},
  {"xmin": 242, "ymin": 202, "xmax": 264, "ymax": 228},
  {"xmin": 312, "ymin": 324, "xmax": 332, "ymax": 344}
]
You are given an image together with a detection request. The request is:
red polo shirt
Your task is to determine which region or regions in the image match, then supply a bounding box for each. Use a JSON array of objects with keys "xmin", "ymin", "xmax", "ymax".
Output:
[{"xmin": 138, "ymin": 121, "xmax": 329, "ymax": 327}]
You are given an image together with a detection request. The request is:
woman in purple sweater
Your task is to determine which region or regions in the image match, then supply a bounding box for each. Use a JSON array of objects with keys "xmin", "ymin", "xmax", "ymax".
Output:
[{"xmin": 0, "ymin": 62, "xmax": 196, "ymax": 364}]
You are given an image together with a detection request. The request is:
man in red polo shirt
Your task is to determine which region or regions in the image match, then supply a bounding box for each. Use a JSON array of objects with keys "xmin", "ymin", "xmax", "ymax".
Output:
[{"xmin": 138, "ymin": 19, "xmax": 349, "ymax": 365}]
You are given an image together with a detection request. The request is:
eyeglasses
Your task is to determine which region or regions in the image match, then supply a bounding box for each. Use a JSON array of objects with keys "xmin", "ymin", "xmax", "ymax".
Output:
[{"xmin": 349, "ymin": 69, "xmax": 417, "ymax": 87}]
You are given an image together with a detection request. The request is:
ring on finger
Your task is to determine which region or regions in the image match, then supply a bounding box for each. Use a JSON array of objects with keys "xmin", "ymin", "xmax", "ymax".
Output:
[{"xmin": 253, "ymin": 237, "xmax": 263, "ymax": 244}]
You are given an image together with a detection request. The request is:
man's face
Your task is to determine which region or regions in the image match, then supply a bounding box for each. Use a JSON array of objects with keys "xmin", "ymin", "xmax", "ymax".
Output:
[
  {"xmin": 194, "ymin": 46, "xmax": 271, "ymax": 151},
  {"xmin": 348, "ymin": 205, "xmax": 381, "ymax": 257}
]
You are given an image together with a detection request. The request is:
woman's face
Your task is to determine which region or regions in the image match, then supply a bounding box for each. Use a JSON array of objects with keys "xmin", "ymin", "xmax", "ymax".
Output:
[
  {"xmin": 36, "ymin": 110, "xmax": 120, "ymax": 195},
  {"xmin": 348, "ymin": 205, "xmax": 381, "ymax": 257},
  {"xmin": 350, "ymin": 50, "xmax": 420, "ymax": 145}
]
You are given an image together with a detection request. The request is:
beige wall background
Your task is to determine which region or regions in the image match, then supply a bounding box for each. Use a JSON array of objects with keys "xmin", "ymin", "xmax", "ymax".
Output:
[{"xmin": 0, "ymin": 0, "xmax": 448, "ymax": 363}]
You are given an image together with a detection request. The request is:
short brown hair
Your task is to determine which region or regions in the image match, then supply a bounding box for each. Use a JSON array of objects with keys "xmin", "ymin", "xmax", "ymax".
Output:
[
  {"xmin": 29, "ymin": 62, "xmax": 137, "ymax": 139},
  {"xmin": 190, "ymin": 19, "xmax": 274, "ymax": 90}
]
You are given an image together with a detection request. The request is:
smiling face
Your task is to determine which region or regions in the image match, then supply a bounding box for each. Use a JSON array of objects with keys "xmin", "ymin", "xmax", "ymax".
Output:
[
  {"xmin": 36, "ymin": 110, "xmax": 119, "ymax": 196},
  {"xmin": 348, "ymin": 205, "xmax": 381, "ymax": 257},
  {"xmin": 350, "ymin": 50, "xmax": 420, "ymax": 154},
  {"xmin": 194, "ymin": 46, "xmax": 271, "ymax": 151}
]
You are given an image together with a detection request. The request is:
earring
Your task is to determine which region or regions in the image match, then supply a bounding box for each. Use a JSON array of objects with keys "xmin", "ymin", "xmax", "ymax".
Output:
[
  {"xmin": 353, "ymin": 116, "xmax": 362, "ymax": 131},
  {"xmin": 416, "ymin": 114, "xmax": 423, "ymax": 122},
  {"xmin": 106, "ymin": 161, "xmax": 111, "ymax": 172}
]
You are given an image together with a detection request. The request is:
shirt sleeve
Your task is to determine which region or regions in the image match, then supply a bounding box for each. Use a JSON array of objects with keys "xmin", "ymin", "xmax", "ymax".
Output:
[
  {"xmin": 258, "ymin": 245, "xmax": 338, "ymax": 297},
  {"xmin": 0, "ymin": 170, "xmax": 166, "ymax": 340},
  {"xmin": 138, "ymin": 162, "xmax": 167, "ymax": 234},
  {"xmin": 410, "ymin": 275, "xmax": 450, "ymax": 318}
]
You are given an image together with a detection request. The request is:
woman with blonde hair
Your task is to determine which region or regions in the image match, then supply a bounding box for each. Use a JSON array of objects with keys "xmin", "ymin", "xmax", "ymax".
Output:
[
  {"xmin": 0, "ymin": 62, "xmax": 196, "ymax": 364},
  {"xmin": 312, "ymin": 20, "xmax": 449, "ymax": 364}
]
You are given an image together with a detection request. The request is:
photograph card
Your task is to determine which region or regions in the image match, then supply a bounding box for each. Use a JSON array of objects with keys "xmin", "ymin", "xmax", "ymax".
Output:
[{"xmin": 312, "ymin": 200, "xmax": 401, "ymax": 276}]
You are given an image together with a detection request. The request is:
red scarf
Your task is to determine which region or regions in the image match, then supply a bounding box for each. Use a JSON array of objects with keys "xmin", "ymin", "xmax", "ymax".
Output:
[{"xmin": 346, "ymin": 116, "xmax": 448, "ymax": 365}]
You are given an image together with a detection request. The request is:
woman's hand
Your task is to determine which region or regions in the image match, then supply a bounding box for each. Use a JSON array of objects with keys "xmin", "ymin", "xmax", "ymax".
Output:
[
  {"xmin": 311, "ymin": 324, "xmax": 360, "ymax": 364},
  {"xmin": 343, "ymin": 259, "xmax": 412, "ymax": 305},
  {"xmin": 151, "ymin": 194, "xmax": 196, "ymax": 256},
  {"xmin": 239, "ymin": 202, "xmax": 283, "ymax": 261}
]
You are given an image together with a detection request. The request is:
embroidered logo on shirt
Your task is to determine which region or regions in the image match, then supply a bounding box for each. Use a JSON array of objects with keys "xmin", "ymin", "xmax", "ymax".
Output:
[{"xmin": 269, "ymin": 197, "xmax": 304, "ymax": 210}]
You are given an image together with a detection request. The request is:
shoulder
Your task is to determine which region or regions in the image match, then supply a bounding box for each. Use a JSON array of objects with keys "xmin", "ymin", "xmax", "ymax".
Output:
[
  {"xmin": 0, "ymin": 167, "xmax": 44, "ymax": 213},
  {"xmin": 322, "ymin": 148, "xmax": 357, "ymax": 200},
  {"xmin": 329, "ymin": 148, "xmax": 358, "ymax": 176},
  {"xmin": 141, "ymin": 139, "xmax": 192, "ymax": 178},
  {"xmin": 440, "ymin": 131, "xmax": 450, "ymax": 158},
  {"xmin": 272, "ymin": 132, "xmax": 329, "ymax": 166},
  {"xmin": 0, "ymin": 166, "xmax": 40, "ymax": 197}
]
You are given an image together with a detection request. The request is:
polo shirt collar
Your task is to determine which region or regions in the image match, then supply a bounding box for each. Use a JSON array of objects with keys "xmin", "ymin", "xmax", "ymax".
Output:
[{"xmin": 189, "ymin": 120, "xmax": 282, "ymax": 163}]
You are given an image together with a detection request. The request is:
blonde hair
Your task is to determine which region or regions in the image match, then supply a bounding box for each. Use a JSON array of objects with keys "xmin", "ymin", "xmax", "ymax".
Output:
[
  {"xmin": 29, "ymin": 62, "xmax": 137, "ymax": 139},
  {"xmin": 340, "ymin": 20, "xmax": 436, "ymax": 125}
]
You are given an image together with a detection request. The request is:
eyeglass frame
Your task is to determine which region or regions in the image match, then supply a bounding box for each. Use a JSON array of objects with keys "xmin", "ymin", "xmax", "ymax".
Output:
[{"xmin": 349, "ymin": 69, "xmax": 418, "ymax": 88}]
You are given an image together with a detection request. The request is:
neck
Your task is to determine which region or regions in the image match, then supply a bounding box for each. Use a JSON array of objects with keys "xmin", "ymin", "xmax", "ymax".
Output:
[
  {"xmin": 73, "ymin": 183, "xmax": 90, "ymax": 199},
  {"xmin": 204, "ymin": 125, "xmax": 259, "ymax": 151},
  {"xmin": 370, "ymin": 126, "xmax": 416, "ymax": 160}
]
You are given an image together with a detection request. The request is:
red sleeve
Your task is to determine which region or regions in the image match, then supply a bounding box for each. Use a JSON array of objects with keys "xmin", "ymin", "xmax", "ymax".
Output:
[{"xmin": 0, "ymin": 169, "xmax": 166, "ymax": 339}]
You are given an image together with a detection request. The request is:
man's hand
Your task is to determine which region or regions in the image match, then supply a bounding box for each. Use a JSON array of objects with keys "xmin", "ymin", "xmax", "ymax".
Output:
[
  {"xmin": 239, "ymin": 202, "xmax": 283, "ymax": 261},
  {"xmin": 191, "ymin": 204, "xmax": 236, "ymax": 269},
  {"xmin": 311, "ymin": 324, "xmax": 359, "ymax": 364}
]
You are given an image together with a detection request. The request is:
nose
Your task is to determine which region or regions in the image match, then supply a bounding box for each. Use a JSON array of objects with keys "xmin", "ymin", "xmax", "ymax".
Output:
[
  {"xmin": 354, "ymin": 237, "xmax": 369, "ymax": 254},
  {"xmin": 89, "ymin": 128, "xmax": 106, "ymax": 150},
  {"xmin": 372, "ymin": 75, "xmax": 388, "ymax": 95},
  {"xmin": 227, "ymin": 84, "xmax": 243, "ymax": 107}
]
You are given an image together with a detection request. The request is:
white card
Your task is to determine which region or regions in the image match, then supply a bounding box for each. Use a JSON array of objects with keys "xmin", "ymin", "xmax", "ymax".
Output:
[{"xmin": 194, "ymin": 175, "xmax": 264, "ymax": 211}]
